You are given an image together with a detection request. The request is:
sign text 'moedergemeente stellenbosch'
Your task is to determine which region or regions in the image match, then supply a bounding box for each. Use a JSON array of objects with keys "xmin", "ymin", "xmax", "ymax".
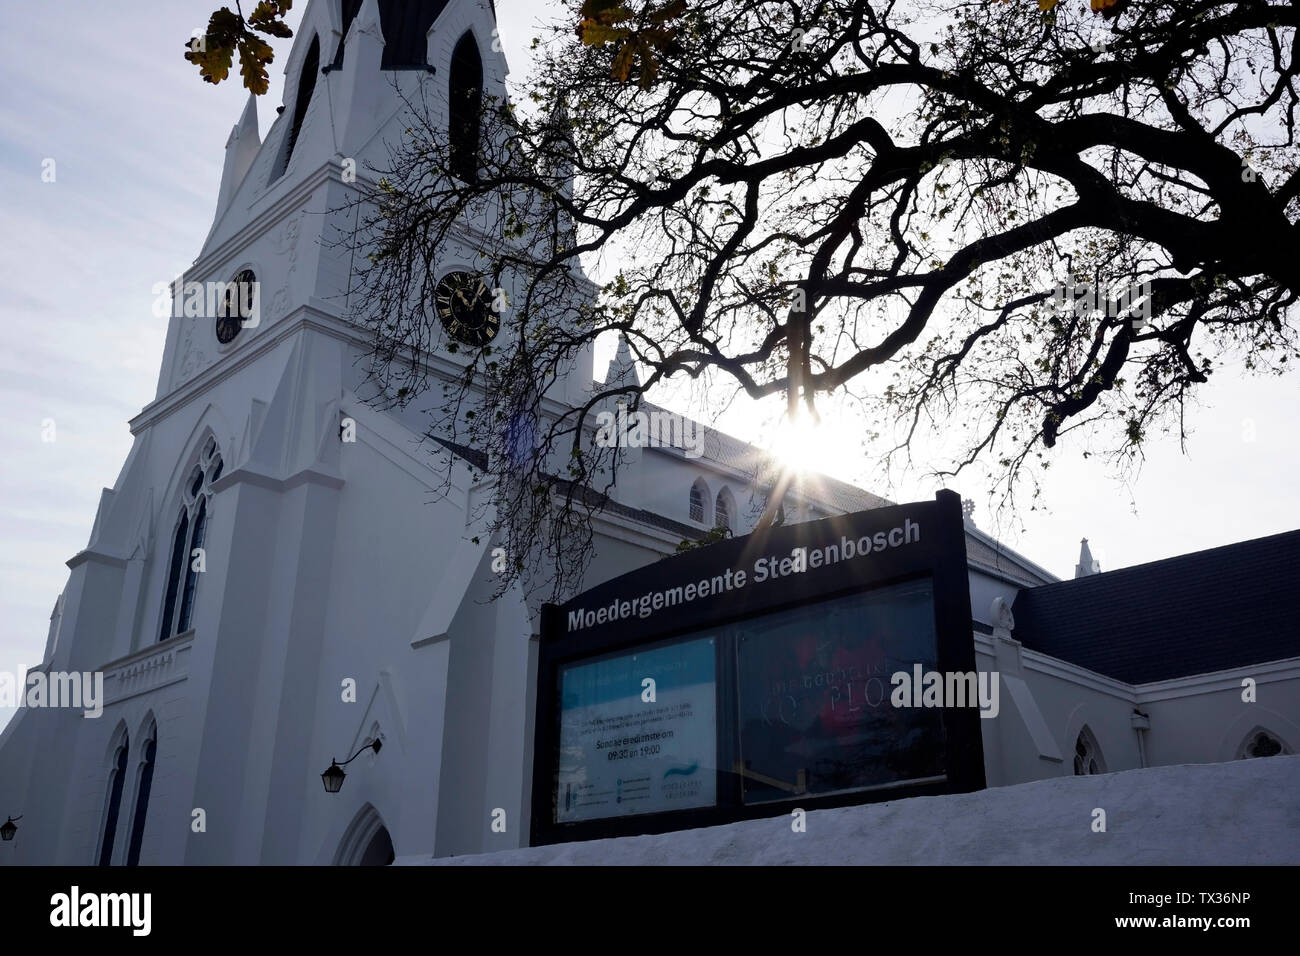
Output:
[{"xmin": 566, "ymin": 517, "xmax": 922, "ymax": 633}]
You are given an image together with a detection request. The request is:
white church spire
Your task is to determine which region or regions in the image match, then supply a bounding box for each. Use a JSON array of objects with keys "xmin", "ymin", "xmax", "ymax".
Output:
[
  {"xmin": 337, "ymin": 0, "xmax": 387, "ymax": 155},
  {"xmin": 603, "ymin": 333, "xmax": 640, "ymax": 389},
  {"xmin": 1075, "ymin": 537, "xmax": 1100, "ymax": 577},
  {"xmin": 214, "ymin": 93, "xmax": 261, "ymax": 218}
]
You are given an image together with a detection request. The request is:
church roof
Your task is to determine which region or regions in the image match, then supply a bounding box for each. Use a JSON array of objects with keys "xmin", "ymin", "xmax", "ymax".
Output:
[
  {"xmin": 433, "ymin": 437, "xmax": 702, "ymax": 539},
  {"xmin": 625, "ymin": 394, "xmax": 895, "ymax": 514},
  {"xmin": 627, "ymin": 397, "xmax": 1053, "ymax": 585},
  {"xmin": 1011, "ymin": 529, "xmax": 1300, "ymax": 684},
  {"xmin": 964, "ymin": 525, "xmax": 1057, "ymax": 588},
  {"xmin": 437, "ymin": 399, "xmax": 1056, "ymax": 587}
]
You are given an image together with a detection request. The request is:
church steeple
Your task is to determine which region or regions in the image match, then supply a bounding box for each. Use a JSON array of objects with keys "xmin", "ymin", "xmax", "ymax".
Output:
[
  {"xmin": 1075, "ymin": 538, "xmax": 1100, "ymax": 578},
  {"xmin": 604, "ymin": 334, "xmax": 640, "ymax": 389},
  {"xmin": 177, "ymin": 0, "xmax": 514, "ymax": 398},
  {"xmin": 337, "ymin": 0, "xmax": 387, "ymax": 154},
  {"xmin": 214, "ymin": 95, "xmax": 261, "ymax": 221}
]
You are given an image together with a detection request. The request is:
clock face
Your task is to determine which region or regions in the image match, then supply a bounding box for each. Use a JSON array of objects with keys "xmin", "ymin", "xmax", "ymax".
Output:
[
  {"xmin": 434, "ymin": 272, "xmax": 500, "ymax": 347},
  {"xmin": 216, "ymin": 269, "xmax": 257, "ymax": 345}
]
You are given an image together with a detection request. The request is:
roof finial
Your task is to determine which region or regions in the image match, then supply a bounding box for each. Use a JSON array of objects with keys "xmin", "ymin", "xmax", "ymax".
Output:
[
  {"xmin": 603, "ymin": 333, "xmax": 640, "ymax": 388},
  {"xmin": 990, "ymin": 596, "xmax": 1015, "ymax": 637},
  {"xmin": 1075, "ymin": 537, "xmax": 1100, "ymax": 577}
]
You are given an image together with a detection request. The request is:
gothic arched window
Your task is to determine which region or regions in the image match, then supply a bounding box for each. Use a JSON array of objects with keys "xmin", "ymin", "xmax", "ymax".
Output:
[
  {"xmin": 448, "ymin": 31, "xmax": 483, "ymax": 182},
  {"xmin": 689, "ymin": 479, "xmax": 709, "ymax": 524},
  {"xmin": 98, "ymin": 732, "xmax": 129, "ymax": 866},
  {"xmin": 1073, "ymin": 726, "xmax": 1105, "ymax": 775},
  {"xmin": 126, "ymin": 723, "xmax": 157, "ymax": 867},
  {"xmin": 159, "ymin": 438, "xmax": 222, "ymax": 642},
  {"xmin": 275, "ymin": 35, "xmax": 320, "ymax": 180},
  {"xmin": 177, "ymin": 497, "xmax": 207, "ymax": 633},
  {"xmin": 157, "ymin": 510, "xmax": 189, "ymax": 643},
  {"xmin": 715, "ymin": 487, "xmax": 734, "ymax": 531}
]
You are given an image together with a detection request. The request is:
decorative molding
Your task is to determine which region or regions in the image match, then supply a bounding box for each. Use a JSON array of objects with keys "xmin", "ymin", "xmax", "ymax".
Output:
[
  {"xmin": 266, "ymin": 211, "xmax": 305, "ymax": 326},
  {"xmin": 101, "ymin": 631, "xmax": 195, "ymax": 707},
  {"xmin": 66, "ymin": 549, "xmax": 129, "ymax": 571},
  {"xmin": 990, "ymin": 596, "xmax": 1015, "ymax": 638},
  {"xmin": 411, "ymin": 632, "xmax": 451, "ymax": 650},
  {"xmin": 212, "ymin": 464, "xmax": 344, "ymax": 494},
  {"xmin": 966, "ymin": 556, "xmax": 1049, "ymax": 590},
  {"xmin": 1010, "ymin": 638, "xmax": 1140, "ymax": 698},
  {"xmin": 178, "ymin": 319, "xmax": 209, "ymax": 382},
  {"xmin": 587, "ymin": 508, "xmax": 693, "ymax": 554},
  {"xmin": 137, "ymin": 301, "xmax": 586, "ymax": 453},
  {"xmin": 200, "ymin": 163, "xmax": 334, "ymax": 280},
  {"xmin": 1134, "ymin": 656, "xmax": 1300, "ymax": 703}
]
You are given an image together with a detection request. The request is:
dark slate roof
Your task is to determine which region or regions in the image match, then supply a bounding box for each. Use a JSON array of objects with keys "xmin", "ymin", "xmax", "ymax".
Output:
[
  {"xmin": 1011, "ymin": 529, "xmax": 1300, "ymax": 684},
  {"xmin": 433, "ymin": 433, "xmax": 1057, "ymax": 584},
  {"xmin": 434, "ymin": 436, "xmax": 487, "ymax": 470}
]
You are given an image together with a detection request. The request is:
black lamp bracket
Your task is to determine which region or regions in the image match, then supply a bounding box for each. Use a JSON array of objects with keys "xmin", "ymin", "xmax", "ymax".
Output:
[{"xmin": 333, "ymin": 738, "xmax": 382, "ymax": 768}]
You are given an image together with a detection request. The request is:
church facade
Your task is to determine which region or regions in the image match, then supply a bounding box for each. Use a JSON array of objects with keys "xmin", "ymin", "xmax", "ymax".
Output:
[{"xmin": 1, "ymin": 0, "xmax": 1296, "ymax": 865}]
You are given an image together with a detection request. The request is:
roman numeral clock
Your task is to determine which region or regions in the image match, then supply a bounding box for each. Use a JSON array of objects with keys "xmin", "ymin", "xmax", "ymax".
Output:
[{"xmin": 434, "ymin": 271, "xmax": 500, "ymax": 348}]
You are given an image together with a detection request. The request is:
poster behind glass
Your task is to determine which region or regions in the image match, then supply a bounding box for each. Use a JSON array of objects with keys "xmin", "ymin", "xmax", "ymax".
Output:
[
  {"xmin": 556, "ymin": 636, "xmax": 717, "ymax": 822},
  {"xmin": 736, "ymin": 579, "xmax": 945, "ymax": 803}
]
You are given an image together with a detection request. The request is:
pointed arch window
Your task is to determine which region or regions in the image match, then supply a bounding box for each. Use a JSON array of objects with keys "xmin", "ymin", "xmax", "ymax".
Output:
[
  {"xmin": 715, "ymin": 488, "xmax": 734, "ymax": 531},
  {"xmin": 449, "ymin": 31, "xmax": 484, "ymax": 182},
  {"xmin": 177, "ymin": 498, "xmax": 207, "ymax": 633},
  {"xmin": 275, "ymin": 35, "xmax": 320, "ymax": 180},
  {"xmin": 1073, "ymin": 726, "xmax": 1105, "ymax": 775},
  {"xmin": 157, "ymin": 511, "xmax": 189, "ymax": 643},
  {"xmin": 159, "ymin": 438, "xmax": 222, "ymax": 642},
  {"xmin": 126, "ymin": 724, "xmax": 157, "ymax": 867},
  {"xmin": 98, "ymin": 734, "xmax": 129, "ymax": 866},
  {"xmin": 689, "ymin": 479, "xmax": 708, "ymax": 524}
]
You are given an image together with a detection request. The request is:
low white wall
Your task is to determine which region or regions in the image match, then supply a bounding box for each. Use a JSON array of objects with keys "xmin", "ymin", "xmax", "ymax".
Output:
[{"xmin": 408, "ymin": 754, "xmax": 1300, "ymax": 865}]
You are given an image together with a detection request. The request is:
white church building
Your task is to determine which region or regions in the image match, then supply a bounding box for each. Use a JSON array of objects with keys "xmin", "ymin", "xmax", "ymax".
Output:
[{"xmin": 1, "ymin": 0, "xmax": 1297, "ymax": 865}]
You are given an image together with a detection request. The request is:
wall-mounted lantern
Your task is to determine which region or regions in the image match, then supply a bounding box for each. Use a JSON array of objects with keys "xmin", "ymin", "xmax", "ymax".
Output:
[{"xmin": 321, "ymin": 740, "xmax": 382, "ymax": 794}]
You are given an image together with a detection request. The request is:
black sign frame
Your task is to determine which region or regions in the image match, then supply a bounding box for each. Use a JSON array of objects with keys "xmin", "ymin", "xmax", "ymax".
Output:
[{"xmin": 530, "ymin": 490, "xmax": 985, "ymax": 846}]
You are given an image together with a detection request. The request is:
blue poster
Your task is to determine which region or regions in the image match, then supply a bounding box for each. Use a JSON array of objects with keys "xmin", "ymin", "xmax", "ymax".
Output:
[{"xmin": 556, "ymin": 637, "xmax": 716, "ymax": 822}]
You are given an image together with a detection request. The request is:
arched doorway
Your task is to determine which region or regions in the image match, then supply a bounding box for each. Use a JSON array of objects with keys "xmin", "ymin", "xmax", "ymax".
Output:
[
  {"xmin": 334, "ymin": 803, "xmax": 394, "ymax": 866},
  {"xmin": 358, "ymin": 826, "xmax": 395, "ymax": 866}
]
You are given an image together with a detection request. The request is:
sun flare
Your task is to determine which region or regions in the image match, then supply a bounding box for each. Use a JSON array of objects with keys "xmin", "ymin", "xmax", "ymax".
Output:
[{"xmin": 769, "ymin": 413, "xmax": 824, "ymax": 475}]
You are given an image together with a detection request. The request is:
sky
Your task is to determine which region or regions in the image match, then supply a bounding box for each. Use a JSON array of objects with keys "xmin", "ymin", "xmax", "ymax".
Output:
[{"xmin": 1, "ymin": 0, "xmax": 1297, "ymax": 730}]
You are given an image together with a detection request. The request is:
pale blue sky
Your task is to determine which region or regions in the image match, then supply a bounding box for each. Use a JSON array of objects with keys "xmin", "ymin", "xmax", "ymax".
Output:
[
  {"xmin": 1, "ymin": 1, "xmax": 1297, "ymax": 731},
  {"xmin": 0, "ymin": 0, "xmax": 560, "ymax": 729}
]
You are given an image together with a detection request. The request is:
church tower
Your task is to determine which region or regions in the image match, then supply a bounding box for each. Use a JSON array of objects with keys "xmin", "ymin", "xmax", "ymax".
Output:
[
  {"xmin": 0, "ymin": 0, "xmax": 586, "ymax": 865},
  {"xmin": 3, "ymin": 2, "xmax": 1118, "ymax": 867}
]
